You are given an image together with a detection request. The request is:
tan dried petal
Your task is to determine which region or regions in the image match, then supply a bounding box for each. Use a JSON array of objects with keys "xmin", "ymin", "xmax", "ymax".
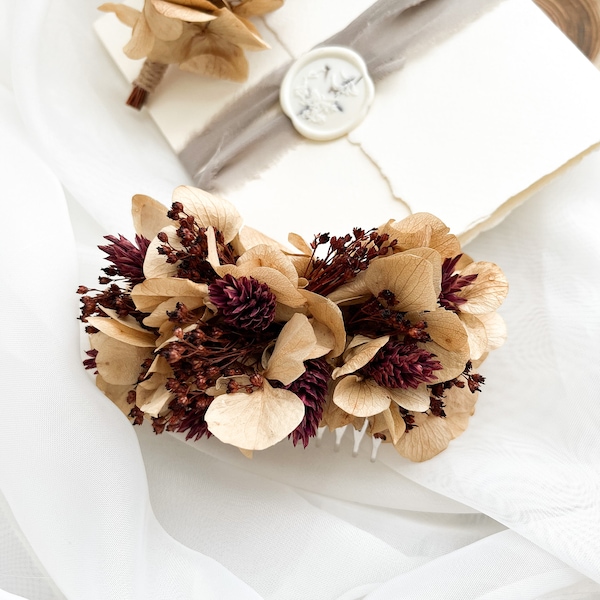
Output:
[
  {"xmin": 233, "ymin": 0, "xmax": 283, "ymax": 17},
  {"xmin": 172, "ymin": 186, "xmax": 242, "ymax": 243},
  {"xmin": 180, "ymin": 42, "xmax": 249, "ymax": 81},
  {"xmin": 239, "ymin": 448, "xmax": 254, "ymax": 458},
  {"xmin": 86, "ymin": 316, "xmax": 156, "ymax": 347},
  {"xmin": 444, "ymin": 385, "xmax": 479, "ymax": 439},
  {"xmin": 287, "ymin": 232, "xmax": 312, "ymax": 255},
  {"xmin": 299, "ymin": 289, "xmax": 346, "ymax": 358},
  {"xmin": 132, "ymin": 277, "xmax": 208, "ymax": 312},
  {"xmin": 394, "ymin": 412, "xmax": 453, "ymax": 462},
  {"xmin": 415, "ymin": 309, "xmax": 469, "ymax": 353},
  {"xmin": 98, "ymin": 3, "xmax": 141, "ymax": 27},
  {"xmin": 208, "ymin": 8, "xmax": 269, "ymax": 51},
  {"xmin": 137, "ymin": 373, "xmax": 172, "ymax": 417},
  {"xmin": 143, "ymin": 226, "xmax": 181, "ymax": 279},
  {"xmin": 402, "ymin": 247, "xmax": 442, "ymax": 297},
  {"xmin": 131, "ymin": 194, "xmax": 171, "ymax": 240},
  {"xmin": 142, "ymin": 296, "xmax": 206, "ymax": 328},
  {"xmin": 364, "ymin": 253, "xmax": 438, "ymax": 312},
  {"xmin": 421, "ymin": 340, "xmax": 470, "ymax": 382},
  {"xmin": 98, "ymin": 306, "xmax": 151, "ymax": 333},
  {"xmin": 264, "ymin": 313, "xmax": 316, "ymax": 385},
  {"xmin": 307, "ymin": 319, "xmax": 335, "ymax": 359},
  {"xmin": 205, "ymin": 380, "xmax": 305, "ymax": 450},
  {"xmin": 333, "ymin": 375, "xmax": 392, "ymax": 418},
  {"xmin": 332, "ymin": 336, "xmax": 390, "ymax": 379},
  {"xmin": 95, "ymin": 375, "xmax": 134, "ymax": 416},
  {"xmin": 382, "ymin": 407, "xmax": 407, "ymax": 444},
  {"xmin": 151, "ymin": 0, "xmax": 216, "ymax": 23},
  {"xmin": 145, "ymin": 1, "xmax": 184, "ymax": 40},
  {"xmin": 321, "ymin": 396, "xmax": 355, "ymax": 431},
  {"xmin": 459, "ymin": 312, "xmax": 488, "ymax": 360},
  {"xmin": 233, "ymin": 225, "xmax": 284, "ymax": 255},
  {"xmin": 326, "ymin": 270, "xmax": 371, "ymax": 305},
  {"xmin": 477, "ymin": 311, "xmax": 507, "ymax": 351},
  {"xmin": 123, "ymin": 13, "xmax": 154, "ymax": 60},
  {"xmin": 91, "ymin": 332, "xmax": 152, "ymax": 385},
  {"xmin": 456, "ymin": 262, "xmax": 509, "ymax": 315},
  {"xmin": 237, "ymin": 244, "xmax": 299, "ymax": 286},
  {"xmin": 388, "ymin": 384, "xmax": 431, "ymax": 412}
]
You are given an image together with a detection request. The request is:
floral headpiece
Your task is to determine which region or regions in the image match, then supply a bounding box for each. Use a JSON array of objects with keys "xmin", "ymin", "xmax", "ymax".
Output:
[
  {"xmin": 99, "ymin": 0, "xmax": 283, "ymax": 108},
  {"xmin": 78, "ymin": 186, "xmax": 508, "ymax": 461}
]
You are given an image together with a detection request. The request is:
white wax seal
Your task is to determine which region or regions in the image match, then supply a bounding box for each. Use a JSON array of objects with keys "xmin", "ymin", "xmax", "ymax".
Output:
[{"xmin": 280, "ymin": 46, "xmax": 375, "ymax": 141}]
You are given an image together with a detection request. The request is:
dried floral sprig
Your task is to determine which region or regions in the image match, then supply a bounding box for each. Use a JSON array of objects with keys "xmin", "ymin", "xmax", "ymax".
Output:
[
  {"xmin": 79, "ymin": 186, "xmax": 508, "ymax": 462},
  {"xmin": 99, "ymin": 0, "xmax": 284, "ymax": 108}
]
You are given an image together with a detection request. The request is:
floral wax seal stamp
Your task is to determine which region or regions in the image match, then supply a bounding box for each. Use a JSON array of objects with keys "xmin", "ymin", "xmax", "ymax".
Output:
[{"xmin": 280, "ymin": 46, "xmax": 375, "ymax": 141}]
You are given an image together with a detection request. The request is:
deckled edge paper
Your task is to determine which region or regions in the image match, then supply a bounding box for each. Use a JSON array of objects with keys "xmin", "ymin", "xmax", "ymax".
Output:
[{"xmin": 94, "ymin": 0, "xmax": 600, "ymax": 244}]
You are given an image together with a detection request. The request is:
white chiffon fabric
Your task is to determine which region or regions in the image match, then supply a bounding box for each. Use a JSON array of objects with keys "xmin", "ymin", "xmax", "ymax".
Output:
[{"xmin": 2, "ymin": 1, "xmax": 600, "ymax": 598}]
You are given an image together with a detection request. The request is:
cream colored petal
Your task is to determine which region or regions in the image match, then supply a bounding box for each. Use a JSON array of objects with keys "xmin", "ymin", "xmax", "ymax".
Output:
[
  {"xmin": 87, "ymin": 316, "xmax": 156, "ymax": 347},
  {"xmin": 172, "ymin": 186, "xmax": 243, "ymax": 244},
  {"xmin": 237, "ymin": 244, "xmax": 299, "ymax": 286},
  {"xmin": 388, "ymin": 384, "xmax": 431, "ymax": 412},
  {"xmin": 151, "ymin": 0, "xmax": 216, "ymax": 23},
  {"xmin": 332, "ymin": 336, "xmax": 389, "ymax": 379},
  {"xmin": 142, "ymin": 295, "xmax": 206, "ymax": 328},
  {"xmin": 444, "ymin": 385, "xmax": 479, "ymax": 439},
  {"xmin": 402, "ymin": 247, "xmax": 442, "ymax": 297},
  {"xmin": 132, "ymin": 277, "xmax": 208, "ymax": 312},
  {"xmin": 233, "ymin": 225, "xmax": 285, "ymax": 254},
  {"xmin": 456, "ymin": 262, "xmax": 509, "ymax": 315},
  {"xmin": 180, "ymin": 0, "xmax": 219, "ymax": 10},
  {"xmin": 205, "ymin": 380, "xmax": 305, "ymax": 450},
  {"xmin": 98, "ymin": 306, "xmax": 151, "ymax": 333},
  {"xmin": 123, "ymin": 15, "xmax": 154, "ymax": 59},
  {"xmin": 459, "ymin": 312, "xmax": 488, "ymax": 360},
  {"xmin": 96, "ymin": 375, "xmax": 134, "ymax": 416},
  {"xmin": 98, "ymin": 3, "xmax": 141, "ymax": 27},
  {"xmin": 264, "ymin": 313, "xmax": 316, "ymax": 385},
  {"xmin": 180, "ymin": 44, "xmax": 249, "ymax": 81},
  {"xmin": 326, "ymin": 270, "xmax": 371, "ymax": 305},
  {"xmin": 91, "ymin": 332, "xmax": 152, "ymax": 385},
  {"xmin": 364, "ymin": 253, "xmax": 438, "ymax": 312},
  {"xmin": 299, "ymin": 289, "xmax": 346, "ymax": 358},
  {"xmin": 208, "ymin": 8, "xmax": 269, "ymax": 50},
  {"xmin": 307, "ymin": 319, "xmax": 335, "ymax": 359},
  {"xmin": 421, "ymin": 340, "xmax": 469, "ymax": 382},
  {"xmin": 394, "ymin": 412, "xmax": 453, "ymax": 462},
  {"xmin": 477, "ymin": 311, "xmax": 507, "ymax": 351},
  {"xmin": 383, "ymin": 406, "xmax": 407, "ymax": 444},
  {"xmin": 274, "ymin": 302, "xmax": 306, "ymax": 323},
  {"xmin": 287, "ymin": 232, "xmax": 312, "ymax": 255},
  {"xmin": 333, "ymin": 376, "xmax": 392, "ymax": 418},
  {"xmin": 137, "ymin": 373, "xmax": 172, "ymax": 417},
  {"xmin": 147, "ymin": 355, "xmax": 171, "ymax": 375},
  {"xmin": 131, "ymin": 194, "xmax": 172, "ymax": 240},
  {"xmin": 321, "ymin": 396, "xmax": 355, "ymax": 430},
  {"xmin": 156, "ymin": 323, "xmax": 198, "ymax": 349},
  {"xmin": 233, "ymin": 0, "xmax": 283, "ymax": 17},
  {"xmin": 143, "ymin": 226, "xmax": 181, "ymax": 279},
  {"xmin": 414, "ymin": 309, "xmax": 469, "ymax": 353},
  {"xmin": 145, "ymin": 1, "xmax": 184, "ymax": 39}
]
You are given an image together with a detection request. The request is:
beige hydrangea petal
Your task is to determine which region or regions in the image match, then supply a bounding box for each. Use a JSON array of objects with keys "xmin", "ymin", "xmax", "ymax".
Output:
[
  {"xmin": 459, "ymin": 312, "xmax": 489, "ymax": 360},
  {"xmin": 333, "ymin": 375, "xmax": 392, "ymax": 418},
  {"xmin": 321, "ymin": 396, "xmax": 355, "ymax": 431},
  {"xmin": 172, "ymin": 186, "xmax": 243, "ymax": 244},
  {"xmin": 364, "ymin": 253, "xmax": 438, "ymax": 312},
  {"xmin": 477, "ymin": 311, "xmax": 507, "ymax": 351},
  {"xmin": 456, "ymin": 262, "xmax": 509, "ymax": 314},
  {"xmin": 332, "ymin": 336, "xmax": 390, "ymax": 379},
  {"xmin": 98, "ymin": 3, "xmax": 141, "ymax": 27},
  {"xmin": 151, "ymin": 0, "xmax": 216, "ymax": 23},
  {"xmin": 233, "ymin": 0, "xmax": 283, "ymax": 17},
  {"xmin": 136, "ymin": 373, "xmax": 172, "ymax": 417},
  {"xmin": 307, "ymin": 319, "xmax": 335, "ymax": 359},
  {"xmin": 95, "ymin": 375, "xmax": 134, "ymax": 416},
  {"xmin": 264, "ymin": 313, "xmax": 316, "ymax": 385},
  {"xmin": 394, "ymin": 412, "xmax": 453, "ymax": 462},
  {"xmin": 91, "ymin": 332, "xmax": 152, "ymax": 385},
  {"xmin": 208, "ymin": 8, "xmax": 269, "ymax": 50},
  {"xmin": 132, "ymin": 277, "xmax": 208, "ymax": 312},
  {"xmin": 131, "ymin": 194, "xmax": 171, "ymax": 240},
  {"xmin": 123, "ymin": 14, "xmax": 154, "ymax": 60},
  {"xmin": 237, "ymin": 244, "xmax": 299, "ymax": 285},
  {"xmin": 444, "ymin": 385, "xmax": 479, "ymax": 439},
  {"xmin": 142, "ymin": 296, "xmax": 206, "ymax": 328},
  {"xmin": 287, "ymin": 232, "xmax": 312, "ymax": 255},
  {"xmin": 205, "ymin": 380, "xmax": 305, "ymax": 450},
  {"xmin": 402, "ymin": 247, "xmax": 442, "ymax": 297},
  {"xmin": 181, "ymin": 38, "xmax": 249, "ymax": 81},
  {"xmin": 97, "ymin": 306, "xmax": 151, "ymax": 333},
  {"xmin": 143, "ymin": 226, "xmax": 181, "ymax": 279},
  {"xmin": 381, "ymin": 407, "xmax": 407, "ymax": 444},
  {"xmin": 234, "ymin": 225, "xmax": 285, "ymax": 255},
  {"xmin": 388, "ymin": 384, "xmax": 431, "ymax": 412},
  {"xmin": 180, "ymin": 0, "xmax": 219, "ymax": 10},
  {"xmin": 86, "ymin": 316, "xmax": 156, "ymax": 347},
  {"xmin": 326, "ymin": 270, "xmax": 371, "ymax": 305},
  {"xmin": 145, "ymin": 1, "xmax": 184, "ymax": 40},
  {"xmin": 299, "ymin": 289, "xmax": 346, "ymax": 358},
  {"xmin": 422, "ymin": 339, "xmax": 470, "ymax": 382},
  {"xmin": 417, "ymin": 309, "xmax": 469, "ymax": 353}
]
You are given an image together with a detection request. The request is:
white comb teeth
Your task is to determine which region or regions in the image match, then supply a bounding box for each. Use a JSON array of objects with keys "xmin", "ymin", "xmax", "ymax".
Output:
[{"xmin": 315, "ymin": 424, "xmax": 383, "ymax": 462}]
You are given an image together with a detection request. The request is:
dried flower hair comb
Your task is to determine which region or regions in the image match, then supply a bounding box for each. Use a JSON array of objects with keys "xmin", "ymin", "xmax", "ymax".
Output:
[
  {"xmin": 78, "ymin": 187, "xmax": 508, "ymax": 462},
  {"xmin": 98, "ymin": 0, "xmax": 284, "ymax": 109}
]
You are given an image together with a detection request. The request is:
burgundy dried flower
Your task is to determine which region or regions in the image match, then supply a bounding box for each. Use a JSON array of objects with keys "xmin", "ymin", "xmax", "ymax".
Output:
[
  {"xmin": 99, "ymin": 234, "xmax": 151, "ymax": 286},
  {"xmin": 209, "ymin": 274, "xmax": 277, "ymax": 332},
  {"xmin": 439, "ymin": 255, "xmax": 478, "ymax": 312},
  {"xmin": 361, "ymin": 341, "xmax": 442, "ymax": 389}
]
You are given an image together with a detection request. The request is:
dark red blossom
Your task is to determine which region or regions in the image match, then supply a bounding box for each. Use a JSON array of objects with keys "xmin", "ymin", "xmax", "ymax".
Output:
[
  {"xmin": 361, "ymin": 341, "xmax": 442, "ymax": 389},
  {"xmin": 439, "ymin": 255, "xmax": 478, "ymax": 312},
  {"xmin": 99, "ymin": 234, "xmax": 150, "ymax": 286},
  {"xmin": 83, "ymin": 349, "xmax": 98, "ymax": 371},
  {"xmin": 209, "ymin": 275, "xmax": 277, "ymax": 332}
]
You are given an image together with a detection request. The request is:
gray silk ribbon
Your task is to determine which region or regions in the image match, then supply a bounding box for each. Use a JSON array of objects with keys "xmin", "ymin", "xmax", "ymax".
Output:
[{"xmin": 179, "ymin": 0, "xmax": 495, "ymax": 191}]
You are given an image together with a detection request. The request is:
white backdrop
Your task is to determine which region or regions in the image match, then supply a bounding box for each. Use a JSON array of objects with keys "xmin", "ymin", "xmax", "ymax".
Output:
[{"xmin": 1, "ymin": 1, "xmax": 600, "ymax": 598}]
